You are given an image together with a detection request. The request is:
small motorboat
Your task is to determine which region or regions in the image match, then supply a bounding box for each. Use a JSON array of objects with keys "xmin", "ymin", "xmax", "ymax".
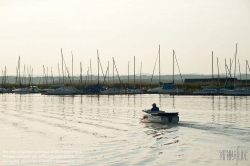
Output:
[{"xmin": 141, "ymin": 109, "xmax": 179, "ymax": 123}]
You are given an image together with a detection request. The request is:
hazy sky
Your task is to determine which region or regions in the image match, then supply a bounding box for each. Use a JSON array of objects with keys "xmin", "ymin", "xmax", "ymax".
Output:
[{"xmin": 1, "ymin": 0, "xmax": 250, "ymax": 77}]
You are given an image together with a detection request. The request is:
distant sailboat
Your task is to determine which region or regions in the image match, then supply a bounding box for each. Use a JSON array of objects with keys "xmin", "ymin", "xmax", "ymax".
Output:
[
  {"xmin": 46, "ymin": 86, "xmax": 74, "ymax": 95},
  {"xmin": 158, "ymin": 50, "xmax": 186, "ymax": 94},
  {"xmin": 45, "ymin": 49, "xmax": 75, "ymax": 95},
  {"xmin": 147, "ymin": 45, "xmax": 163, "ymax": 92},
  {"xmin": 193, "ymin": 51, "xmax": 220, "ymax": 95},
  {"xmin": 126, "ymin": 56, "xmax": 142, "ymax": 94},
  {"xmin": 0, "ymin": 66, "xmax": 8, "ymax": 93},
  {"xmin": 101, "ymin": 57, "xmax": 123, "ymax": 94},
  {"xmin": 12, "ymin": 56, "xmax": 30, "ymax": 94},
  {"xmin": 222, "ymin": 44, "xmax": 250, "ymax": 95}
]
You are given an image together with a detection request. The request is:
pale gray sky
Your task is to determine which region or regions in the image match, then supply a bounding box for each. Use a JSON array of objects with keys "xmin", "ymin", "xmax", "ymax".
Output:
[{"xmin": 1, "ymin": 0, "xmax": 250, "ymax": 77}]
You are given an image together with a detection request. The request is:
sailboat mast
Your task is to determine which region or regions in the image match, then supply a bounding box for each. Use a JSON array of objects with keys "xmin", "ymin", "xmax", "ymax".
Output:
[
  {"xmin": 65, "ymin": 67, "xmax": 67, "ymax": 84},
  {"xmin": 47, "ymin": 66, "xmax": 48, "ymax": 86},
  {"xmin": 4, "ymin": 70, "xmax": 6, "ymax": 85},
  {"xmin": 140, "ymin": 61, "xmax": 142, "ymax": 90},
  {"xmin": 18, "ymin": 56, "xmax": 21, "ymax": 84},
  {"xmin": 61, "ymin": 49, "xmax": 64, "ymax": 84},
  {"xmin": 229, "ymin": 58, "xmax": 232, "ymax": 85},
  {"xmin": 42, "ymin": 65, "xmax": 45, "ymax": 85},
  {"xmin": 113, "ymin": 58, "xmax": 114, "ymax": 85},
  {"xmin": 229, "ymin": 58, "xmax": 232, "ymax": 77},
  {"xmin": 225, "ymin": 59, "xmax": 227, "ymax": 86},
  {"xmin": 15, "ymin": 67, "xmax": 18, "ymax": 86},
  {"xmin": 31, "ymin": 68, "xmax": 33, "ymax": 85},
  {"xmin": 51, "ymin": 67, "xmax": 54, "ymax": 84},
  {"xmin": 159, "ymin": 45, "xmax": 160, "ymax": 86},
  {"xmin": 173, "ymin": 50, "xmax": 175, "ymax": 83},
  {"xmin": 23, "ymin": 65, "xmax": 25, "ymax": 85},
  {"xmin": 71, "ymin": 51, "xmax": 73, "ymax": 84},
  {"xmin": 1, "ymin": 70, "xmax": 3, "ymax": 85},
  {"xmin": 134, "ymin": 56, "xmax": 135, "ymax": 88},
  {"xmin": 27, "ymin": 65, "xmax": 29, "ymax": 85},
  {"xmin": 113, "ymin": 57, "xmax": 122, "ymax": 86},
  {"xmin": 246, "ymin": 60, "xmax": 248, "ymax": 87},
  {"xmin": 90, "ymin": 59, "xmax": 92, "ymax": 85},
  {"xmin": 97, "ymin": 50, "xmax": 99, "ymax": 85},
  {"xmin": 225, "ymin": 59, "xmax": 227, "ymax": 78},
  {"xmin": 108, "ymin": 61, "xmax": 109, "ymax": 86},
  {"xmin": 234, "ymin": 44, "xmax": 237, "ymax": 88},
  {"xmin": 58, "ymin": 63, "xmax": 60, "ymax": 83},
  {"xmin": 87, "ymin": 67, "xmax": 89, "ymax": 85},
  {"xmin": 2, "ymin": 70, "xmax": 4, "ymax": 85},
  {"xmin": 217, "ymin": 57, "xmax": 220, "ymax": 87},
  {"xmin": 80, "ymin": 62, "xmax": 82, "ymax": 86},
  {"xmin": 212, "ymin": 52, "xmax": 214, "ymax": 88},
  {"xmin": 128, "ymin": 61, "xmax": 129, "ymax": 85},
  {"xmin": 238, "ymin": 59, "xmax": 242, "ymax": 86}
]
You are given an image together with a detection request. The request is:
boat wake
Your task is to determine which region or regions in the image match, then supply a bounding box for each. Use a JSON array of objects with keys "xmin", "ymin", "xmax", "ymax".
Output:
[{"xmin": 179, "ymin": 121, "xmax": 250, "ymax": 141}]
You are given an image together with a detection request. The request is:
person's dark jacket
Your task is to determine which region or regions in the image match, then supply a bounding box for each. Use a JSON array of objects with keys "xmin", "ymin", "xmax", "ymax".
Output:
[{"xmin": 151, "ymin": 106, "xmax": 159, "ymax": 111}]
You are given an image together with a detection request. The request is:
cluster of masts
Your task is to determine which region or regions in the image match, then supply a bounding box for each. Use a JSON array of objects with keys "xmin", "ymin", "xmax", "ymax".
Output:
[
  {"xmin": 3, "ymin": 48, "xmax": 144, "ymax": 88},
  {"xmin": 192, "ymin": 43, "xmax": 250, "ymax": 95},
  {"xmin": 212, "ymin": 43, "xmax": 250, "ymax": 88},
  {"xmin": 1, "ymin": 44, "xmax": 250, "ymax": 93}
]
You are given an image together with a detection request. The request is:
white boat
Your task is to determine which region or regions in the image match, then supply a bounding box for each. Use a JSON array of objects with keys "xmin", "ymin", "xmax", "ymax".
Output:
[
  {"xmin": 100, "ymin": 87, "xmax": 123, "ymax": 94},
  {"xmin": 158, "ymin": 87, "xmax": 186, "ymax": 94},
  {"xmin": 29, "ymin": 86, "xmax": 40, "ymax": 93},
  {"xmin": 126, "ymin": 87, "xmax": 143, "ymax": 94},
  {"xmin": 0, "ymin": 87, "xmax": 8, "ymax": 93},
  {"xmin": 46, "ymin": 87, "xmax": 74, "ymax": 95},
  {"xmin": 147, "ymin": 87, "xmax": 162, "ymax": 92},
  {"xmin": 12, "ymin": 88, "xmax": 30, "ymax": 94},
  {"xmin": 157, "ymin": 83, "xmax": 186, "ymax": 94},
  {"xmin": 141, "ymin": 109, "xmax": 179, "ymax": 123},
  {"xmin": 193, "ymin": 89, "xmax": 218, "ymax": 94},
  {"xmin": 223, "ymin": 88, "xmax": 250, "ymax": 95},
  {"xmin": 193, "ymin": 87, "xmax": 220, "ymax": 94},
  {"xmin": 65, "ymin": 86, "xmax": 83, "ymax": 94}
]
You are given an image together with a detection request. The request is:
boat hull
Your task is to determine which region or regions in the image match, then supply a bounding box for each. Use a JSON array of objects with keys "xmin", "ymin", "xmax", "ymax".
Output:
[
  {"xmin": 223, "ymin": 89, "xmax": 250, "ymax": 95},
  {"xmin": 142, "ymin": 114, "xmax": 179, "ymax": 123},
  {"xmin": 147, "ymin": 87, "xmax": 162, "ymax": 92},
  {"xmin": 100, "ymin": 88, "xmax": 124, "ymax": 94},
  {"xmin": 46, "ymin": 90, "xmax": 74, "ymax": 95},
  {"xmin": 158, "ymin": 88, "xmax": 186, "ymax": 94},
  {"xmin": 125, "ymin": 90, "xmax": 143, "ymax": 94},
  {"xmin": 142, "ymin": 110, "xmax": 179, "ymax": 123},
  {"xmin": 193, "ymin": 89, "xmax": 221, "ymax": 95},
  {"xmin": 12, "ymin": 88, "xmax": 30, "ymax": 94}
]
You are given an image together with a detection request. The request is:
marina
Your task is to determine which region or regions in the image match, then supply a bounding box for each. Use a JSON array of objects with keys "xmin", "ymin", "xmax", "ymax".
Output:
[{"xmin": 1, "ymin": 44, "xmax": 250, "ymax": 96}]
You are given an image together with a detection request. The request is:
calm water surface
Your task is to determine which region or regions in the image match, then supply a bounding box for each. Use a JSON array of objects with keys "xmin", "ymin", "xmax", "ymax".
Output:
[{"xmin": 0, "ymin": 94, "xmax": 249, "ymax": 166}]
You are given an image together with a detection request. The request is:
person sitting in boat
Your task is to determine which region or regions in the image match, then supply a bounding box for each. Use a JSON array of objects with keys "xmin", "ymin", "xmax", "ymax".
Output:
[{"xmin": 151, "ymin": 103, "xmax": 159, "ymax": 111}]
